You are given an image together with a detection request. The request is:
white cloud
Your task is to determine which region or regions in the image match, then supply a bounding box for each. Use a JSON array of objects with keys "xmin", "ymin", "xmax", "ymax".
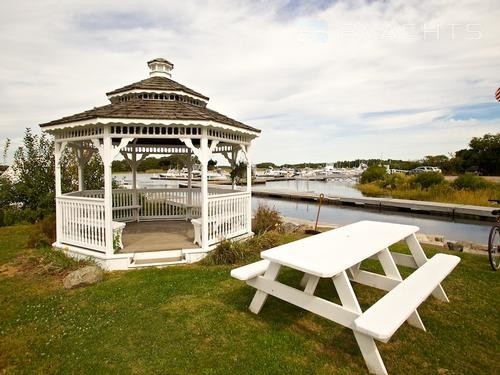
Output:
[{"xmin": 0, "ymin": 0, "xmax": 499, "ymax": 164}]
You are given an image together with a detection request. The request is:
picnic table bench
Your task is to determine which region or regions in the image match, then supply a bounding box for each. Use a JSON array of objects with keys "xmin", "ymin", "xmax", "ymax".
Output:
[{"xmin": 231, "ymin": 220, "xmax": 460, "ymax": 374}]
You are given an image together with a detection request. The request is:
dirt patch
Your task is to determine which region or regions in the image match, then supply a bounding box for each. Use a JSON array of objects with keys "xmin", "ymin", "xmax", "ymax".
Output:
[
  {"xmin": 0, "ymin": 263, "xmax": 23, "ymax": 277},
  {"xmin": 290, "ymin": 316, "xmax": 324, "ymax": 335},
  {"xmin": 0, "ymin": 249, "xmax": 80, "ymax": 291}
]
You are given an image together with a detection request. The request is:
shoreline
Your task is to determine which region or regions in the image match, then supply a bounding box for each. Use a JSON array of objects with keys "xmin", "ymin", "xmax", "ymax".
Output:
[{"xmin": 282, "ymin": 215, "xmax": 488, "ymax": 256}]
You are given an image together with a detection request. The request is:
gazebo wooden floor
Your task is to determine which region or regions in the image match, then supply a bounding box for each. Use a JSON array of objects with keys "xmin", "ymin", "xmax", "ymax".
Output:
[{"xmin": 119, "ymin": 220, "xmax": 199, "ymax": 253}]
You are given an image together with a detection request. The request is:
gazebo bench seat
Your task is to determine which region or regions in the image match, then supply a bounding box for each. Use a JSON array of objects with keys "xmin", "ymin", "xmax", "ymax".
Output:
[
  {"xmin": 112, "ymin": 205, "xmax": 141, "ymax": 222},
  {"xmin": 190, "ymin": 215, "xmax": 246, "ymax": 246},
  {"xmin": 112, "ymin": 205, "xmax": 141, "ymax": 211},
  {"xmin": 67, "ymin": 218, "xmax": 126, "ymax": 250},
  {"xmin": 191, "ymin": 218, "xmax": 202, "ymax": 246}
]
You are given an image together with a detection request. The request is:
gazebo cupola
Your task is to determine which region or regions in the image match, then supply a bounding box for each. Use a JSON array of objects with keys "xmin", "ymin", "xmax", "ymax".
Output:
[
  {"xmin": 148, "ymin": 58, "xmax": 174, "ymax": 77},
  {"xmin": 40, "ymin": 58, "xmax": 260, "ymax": 270}
]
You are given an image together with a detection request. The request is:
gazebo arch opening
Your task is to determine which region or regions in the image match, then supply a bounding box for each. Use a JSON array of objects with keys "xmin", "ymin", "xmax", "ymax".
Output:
[{"xmin": 40, "ymin": 58, "xmax": 260, "ymax": 270}]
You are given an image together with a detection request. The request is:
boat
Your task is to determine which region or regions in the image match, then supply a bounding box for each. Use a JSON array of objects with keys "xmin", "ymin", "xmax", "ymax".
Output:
[{"xmin": 256, "ymin": 167, "xmax": 294, "ymax": 178}]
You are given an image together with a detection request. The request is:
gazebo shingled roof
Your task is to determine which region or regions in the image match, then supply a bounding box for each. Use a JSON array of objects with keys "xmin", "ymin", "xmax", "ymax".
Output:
[
  {"xmin": 39, "ymin": 98, "xmax": 260, "ymax": 132},
  {"xmin": 40, "ymin": 58, "xmax": 259, "ymax": 133},
  {"xmin": 105, "ymin": 76, "xmax": 209, "ymax": 100}
]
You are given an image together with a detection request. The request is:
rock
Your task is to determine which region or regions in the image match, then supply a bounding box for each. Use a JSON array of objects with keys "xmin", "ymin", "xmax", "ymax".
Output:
[
  {"xmin": 446, "ymin": 241, "xmax": 464, "ymax": 252},
  {"xmin": 416, "ymin": 233, "xmax": 445, "ymax": 246},
  {"xmin": 280, "ymin": 222, "xmax": 300, "ymax": 233},
  {"xmin": 63, "ymin": 266, "xmax": 103, "ymax": 289}
]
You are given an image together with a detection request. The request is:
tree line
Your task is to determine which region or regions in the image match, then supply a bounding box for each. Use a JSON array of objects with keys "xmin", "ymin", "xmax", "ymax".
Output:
[{"xmin": 256, "ymin": 133, "xmax": 500, "ymax": 176}]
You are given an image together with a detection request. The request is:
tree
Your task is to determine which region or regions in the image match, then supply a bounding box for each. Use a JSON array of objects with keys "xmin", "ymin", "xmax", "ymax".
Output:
[
  {"xmin": 230, "ymin": 161, "xmax": 247, "ymax": 185},
  {"xmin": 5, "ymin": 128, "xmax": 108, "ymax": 221},
  {"xmin": 467, "ymin": 133, "xmax": 500, "ymax": 175},
  {"xmin": 360, "ymin": 165, "xmax": 387, "ymax": 184},
  {"xmin": 2, "ymin": 138, "xmax": 10, "ymax": 165},
  {"xmin": 112, "ymin": 159, "xmax": 130, "ymax": 172},
  {"xmin": 256, "ymin": 162, "xmax": 277, "ymax": 169},
  {"xmin": 0, "ymin": 176, "xmax": 13, "ymax": 208},
  {"xmin": 11, "ymin": 128, "xmax": 55, "ymax": 215},
  {"xmin": 60, "ymin": 148, "xmax": 106, "ymax": 192},
  {"xmin": 451, "ymin": 133, "xmax": 500, "ymax": 175},
  {"xmin": 208, "ymin": 159, "xmax": 217, "ymax": 171}
]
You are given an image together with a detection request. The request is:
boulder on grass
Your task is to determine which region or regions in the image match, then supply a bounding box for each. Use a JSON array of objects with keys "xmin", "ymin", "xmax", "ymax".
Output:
[
  {"xmin": 447, "ymin": 241, "xmax": 464, "ymax": 252},
  {"xmin": 280, "ymin": 222, "xmax": 300, "ymax": 233},
  {"xmin": 63, "ymin": 266, "xmax": 103, "ymax": 289}
]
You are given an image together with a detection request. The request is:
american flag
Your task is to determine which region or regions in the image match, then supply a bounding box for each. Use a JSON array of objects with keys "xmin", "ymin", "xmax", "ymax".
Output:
[{"xmin": 496, "ymin": 87, "xmax": 500, "ymax": 102}]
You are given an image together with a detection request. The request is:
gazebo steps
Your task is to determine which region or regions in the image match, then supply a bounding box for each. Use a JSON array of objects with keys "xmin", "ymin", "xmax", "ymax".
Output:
[{"xmin": 129, "ymin": 256, "xmax": 187, "ymax": 268}]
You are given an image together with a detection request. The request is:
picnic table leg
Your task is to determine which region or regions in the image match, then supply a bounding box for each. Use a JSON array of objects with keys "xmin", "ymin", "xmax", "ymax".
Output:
[
  {"xmin": 332, "ymin": 271, "xmax": 387, "ymax": 375},
  {"xmin": 303, "ymin": 275, "xmax": 319, "ymax": 295},
  {"xmin": 405, "ymin": 234, "xmax": 449, "ymax": 302},
  {"xmin": 353, "ymin": 332, "xmax": 388, "ymax": 375},
  {"xmin": 378, "ymin": 248, "xmax": 425, "ymax": 331},
  {"xmin": 249, "ymin": 262, "xmax": 281, "ymax": 314},
  {"xmin": 299, "ymin": 274, "xmax": 310, "ymax": 288},
  {"xmin": 346, "ymin": 262, "xmax": 361, "ymax": 279}
]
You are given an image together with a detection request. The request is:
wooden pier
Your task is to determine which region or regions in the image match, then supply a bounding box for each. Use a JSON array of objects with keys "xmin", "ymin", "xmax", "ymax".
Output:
[
  {"xmin": 180, "ymin": 183, "xmax": 496, "ymax": 221},
  {"xmin": 250, "ymin": 187, "xmax": 496, "ymax": 221}
]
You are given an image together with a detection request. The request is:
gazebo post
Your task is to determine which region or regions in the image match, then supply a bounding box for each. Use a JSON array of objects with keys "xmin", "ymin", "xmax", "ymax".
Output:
[
  {"xmin": 245, "ymin": 145, "xmax": 252, "ymax": 234},
  {"xmin": 77, "ymin": 145, "xmax": 85, "ymax": 191},
  {"xmin": 131, "ymin": 144, "xmax": 137, "ymax": 192},
  {"xmin": 103, "ymin": 131, "xmax": 114, "ymax": 256},
  {"xmin": 187, "ymin": 149, "xmax": 192, "ymax": 218},
  {"xmin": 54, "ymin": 141, "xmax": 66, "ymax": 244},
  {"xmin": 200, "ymin": 130, "xmax": 209, "ymax": 251},
  {"xmin": 231, "ymin": 145, "xmax": 237, "ymax": 191},
  {"xmin": 131, "ymin": 144, "xmax": 139, "ymax": 222}
]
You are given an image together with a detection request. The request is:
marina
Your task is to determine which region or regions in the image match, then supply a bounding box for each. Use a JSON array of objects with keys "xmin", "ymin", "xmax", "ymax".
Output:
[{"xmin": 115, "ymin": 173, "xmax": 493, "ymax": 245}]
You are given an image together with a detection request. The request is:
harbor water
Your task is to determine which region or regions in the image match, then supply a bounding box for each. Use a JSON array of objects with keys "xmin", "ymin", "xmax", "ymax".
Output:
[{"xmin": 115, "ymin": 173, "xmax": 491, "ymax": 245}]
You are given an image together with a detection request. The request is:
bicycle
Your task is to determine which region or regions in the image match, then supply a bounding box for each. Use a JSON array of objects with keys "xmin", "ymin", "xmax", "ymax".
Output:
[{"xmin": 488, "ymin": 199, "xmax": 500, "ymax": 271}]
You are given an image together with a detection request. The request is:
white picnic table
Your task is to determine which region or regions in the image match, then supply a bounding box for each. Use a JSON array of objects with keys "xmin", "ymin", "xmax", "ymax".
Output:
[{"xmin": 231, "ymin": 220, "xmax": 460, "ymax": 374}]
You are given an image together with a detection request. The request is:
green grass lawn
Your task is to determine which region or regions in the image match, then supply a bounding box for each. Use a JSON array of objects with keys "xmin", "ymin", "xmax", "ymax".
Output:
[{"xmin": 1, "ymin": 224, "xmax": 499, "ymax": 374}]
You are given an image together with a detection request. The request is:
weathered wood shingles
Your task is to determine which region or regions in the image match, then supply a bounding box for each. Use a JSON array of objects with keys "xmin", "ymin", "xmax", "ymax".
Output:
[{"xmin": 40, "ymin": 76, "xmax": 259, "ymax": 133}]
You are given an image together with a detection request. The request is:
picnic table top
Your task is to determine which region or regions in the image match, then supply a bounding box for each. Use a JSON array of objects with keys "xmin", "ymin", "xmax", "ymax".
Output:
[{"xmin": 260, "ymin": 220, "xmax": 419, "ymax": 278}]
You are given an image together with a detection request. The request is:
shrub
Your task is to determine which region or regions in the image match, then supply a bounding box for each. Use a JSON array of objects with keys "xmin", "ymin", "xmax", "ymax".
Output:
[
  {"xmin": 252, "ymin": 203, "xmax": 282, "ymax": 235},
  {"xmin": 202, "ymin": 231, "xmax": 307, "ymax": 265},
  {"xmin": 27, "ymin": 214, "xmax": 56, "ymax": 248},
  {"xmin": 244, "ymin": 231, "xmax": 304, "ymax": 254},
  {"xmin": 22, "ymin": 247, "xmax": 93, "ymax": 276},
  {"xmin": 360, "ymin": 166, "xmax": 387, "ymax": 184},
  {"xmin": 452, "ymin": 173, "xmax": 490, "ymax": 190},
  {"xmin": 411, "ymin": 172, "xmax": 445, "ymax": 189},
  {"xmin": 202, "ymin": 239, "xmax": 244, "ymax": 265},
  {"xmin": 381, "ymin": 173, "xmax": 409, "ymax": 190}
]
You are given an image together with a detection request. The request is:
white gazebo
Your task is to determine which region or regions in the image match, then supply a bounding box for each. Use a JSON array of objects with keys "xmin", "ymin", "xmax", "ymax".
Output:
[{"xmin": 40, "ymin": 58, "xmax": 260, "ymax": 270}]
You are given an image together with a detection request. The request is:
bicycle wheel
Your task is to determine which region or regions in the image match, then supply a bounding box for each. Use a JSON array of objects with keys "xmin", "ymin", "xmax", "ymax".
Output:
[{"xmin": 488, "ymin": 224, "xmax": 500, "ymax": 271}]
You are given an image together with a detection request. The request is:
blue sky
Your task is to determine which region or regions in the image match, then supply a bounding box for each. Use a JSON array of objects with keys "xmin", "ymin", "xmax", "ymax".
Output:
[{"xmin": 0, "ymin": 0, "xmax": 499, "ymax": 164}]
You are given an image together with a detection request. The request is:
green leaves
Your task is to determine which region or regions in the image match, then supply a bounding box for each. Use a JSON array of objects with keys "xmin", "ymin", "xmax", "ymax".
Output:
[{"xmin": 12, "ymin": 128, "xmax": 55, "ymax": 214}]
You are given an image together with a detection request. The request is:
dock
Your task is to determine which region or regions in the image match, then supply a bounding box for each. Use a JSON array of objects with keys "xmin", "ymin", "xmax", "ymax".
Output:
[
  {"xmin": 178, "ymin": 183, "xmax": 496, "ymax": 221},
  {"xmin": 250, "ymin": 187, "xmax": 496, "ymax": 221}
]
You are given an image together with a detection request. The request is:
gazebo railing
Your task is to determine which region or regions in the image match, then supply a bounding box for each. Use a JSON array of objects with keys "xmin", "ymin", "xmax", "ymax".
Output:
[
  {"xmin": 207, "ymin": 191, "xmax": 250, "ymax": 245},
  {"xmin": 138, "ymin": 188, "xmax": 201, "ymax": 220},
  {"xmin": 57, "ymin": 195, "xmax": 107, "ymax": 252},
  {"xmin": 62, "ymin": 187, "xmax": 251, "ymax": 250},
  {"xmin": 69, "ymin": 188, "xmax": 232, "ymax": 222}
]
